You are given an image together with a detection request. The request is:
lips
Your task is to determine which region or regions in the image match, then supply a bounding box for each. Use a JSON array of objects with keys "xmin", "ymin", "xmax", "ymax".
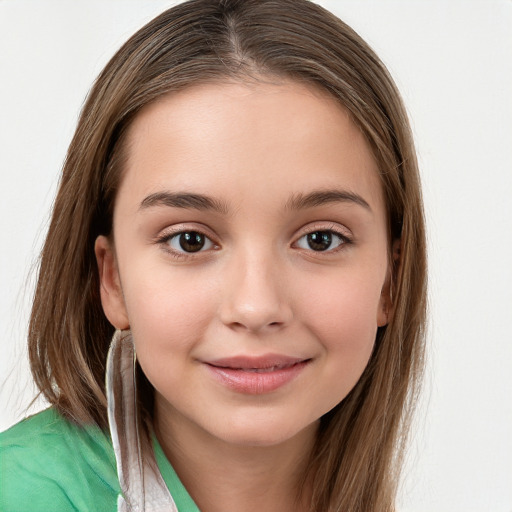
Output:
[{"xmin": 204, "ymin": 355, "xmax": 311, "ymax": 394}]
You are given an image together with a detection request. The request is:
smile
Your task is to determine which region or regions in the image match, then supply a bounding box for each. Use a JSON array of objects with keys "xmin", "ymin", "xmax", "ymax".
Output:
[
  {"xmin": 204, "ymin": 355, "xmax": 311, "ymax": 394},
  {"xmin": 238, "ymin": 366, "xmax": 292, "ymax": 373}
]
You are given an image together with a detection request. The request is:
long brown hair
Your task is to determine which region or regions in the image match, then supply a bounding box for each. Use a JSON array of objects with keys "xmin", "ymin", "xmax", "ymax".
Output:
[{"xmin": 28, "ymin": 1, "xmax": 427, "ymax": 510}]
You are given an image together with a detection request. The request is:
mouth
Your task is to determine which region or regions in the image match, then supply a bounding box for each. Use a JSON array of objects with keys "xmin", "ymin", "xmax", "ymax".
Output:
[
  {"xmin": 203, "ymin": 355, "xmax": 311, "ymax": 394},
  {"xmin": 225, "ymin": 365, "xmax": 297, "ymax": 373}
]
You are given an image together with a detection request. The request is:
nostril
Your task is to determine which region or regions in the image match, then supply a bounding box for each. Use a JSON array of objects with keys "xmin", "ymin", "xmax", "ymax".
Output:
[{"xmin": 226, "ymin": 319, "xmax": 285, "ymax": 333}]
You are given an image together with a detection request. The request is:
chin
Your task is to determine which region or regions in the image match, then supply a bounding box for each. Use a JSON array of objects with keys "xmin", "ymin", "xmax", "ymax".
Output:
[{"xmin": 207, "ymin": 416, "xmax": 319, "ymax": 449}]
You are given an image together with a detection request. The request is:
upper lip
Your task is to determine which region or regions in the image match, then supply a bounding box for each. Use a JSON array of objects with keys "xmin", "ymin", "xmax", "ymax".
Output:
[{"xmin": 205, "ymin": 354, "xmax": 309, "ymax": 370}]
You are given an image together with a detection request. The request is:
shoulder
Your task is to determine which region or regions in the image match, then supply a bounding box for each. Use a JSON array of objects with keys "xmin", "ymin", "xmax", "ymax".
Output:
[{"xmin": 0, "ymin": 408, "xmax": 120, "ymax": 512}]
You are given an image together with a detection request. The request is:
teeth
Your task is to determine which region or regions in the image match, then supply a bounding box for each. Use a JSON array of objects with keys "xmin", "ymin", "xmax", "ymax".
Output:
[
  {"xmin": 215, "ymin": 362, "xmax": 302, "ymax": 372},
  {"xmin": 242, "ymin": 365, "xmax": 287, "ymax": 372},
  {"xmin": 252, "ymin": 366, "xmax": 275, "ymax": 373}
]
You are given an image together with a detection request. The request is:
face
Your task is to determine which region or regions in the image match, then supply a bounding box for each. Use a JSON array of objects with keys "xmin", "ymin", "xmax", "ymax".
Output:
[{"xmin": 96, "ymin": 80, "xmax": 391, "ymax": 449}]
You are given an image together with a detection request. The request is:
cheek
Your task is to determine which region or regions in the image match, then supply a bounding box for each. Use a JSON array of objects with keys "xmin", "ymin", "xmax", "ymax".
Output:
[
  {"xmin": 296, "ymin": 270, "xmax": 383, "ymax": 360},
  {"xmin": 296, "ymin": 273, "xmax": 382, "ymax": 411},
  {"xmin": 120, "ymin": 261, "xmax": 218, "ymax": 356}
]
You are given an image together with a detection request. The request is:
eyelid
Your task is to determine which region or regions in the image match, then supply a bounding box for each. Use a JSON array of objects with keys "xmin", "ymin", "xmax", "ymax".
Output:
[
  {"xmin": 293, "ymin": 221, "xmax": 353, "ymax": 241},
  {"xmin": 154, "ymin": 223, "xmax": 220, "ymax": 257},
  {"xmin": 156, "ymin": 222, "xmax": 218, "ymax": 241},
  {"xmin": 291, "ymin": 221, "xmax": 353, "ymax": 253}
]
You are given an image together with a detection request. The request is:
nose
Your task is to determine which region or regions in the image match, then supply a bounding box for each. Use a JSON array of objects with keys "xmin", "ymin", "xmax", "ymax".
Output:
[{"xmin": 219, "ymin": 249, "xmax": 293, "ymax": 333}]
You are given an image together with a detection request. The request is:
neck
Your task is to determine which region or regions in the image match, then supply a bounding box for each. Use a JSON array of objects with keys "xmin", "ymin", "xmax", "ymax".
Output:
[{"xmin": 154, "ymin": 404, "xmax": 317, "ymax": 512}]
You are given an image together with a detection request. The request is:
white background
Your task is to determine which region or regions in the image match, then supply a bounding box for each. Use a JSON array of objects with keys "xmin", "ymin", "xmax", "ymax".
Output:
[{"xmin": 1, "ymin": 1, "xmax": 511, "ymax": 511}]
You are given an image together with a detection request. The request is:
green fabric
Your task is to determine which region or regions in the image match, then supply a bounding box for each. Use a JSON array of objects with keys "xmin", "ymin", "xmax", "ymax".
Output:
[{"xmin": 0, "ymin": 408, "xmax": 199, "ymax": 512}]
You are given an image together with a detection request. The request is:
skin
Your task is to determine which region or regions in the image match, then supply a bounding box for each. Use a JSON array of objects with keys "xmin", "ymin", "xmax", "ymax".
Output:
[{"xmin": 95, "ymin": 80, "xmax": 391, "ymax": 512}]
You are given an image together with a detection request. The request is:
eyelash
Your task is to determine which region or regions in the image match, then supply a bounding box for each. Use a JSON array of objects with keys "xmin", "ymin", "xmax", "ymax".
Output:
[
  {"xmin": 294, "ymin": 228, "xmax": 352, "ymax": 253},
  {"xmin": 155, "ymin": 228, "xmax": 218, "ymax": 260},
  {"xmin": 155, "ymin": 225, "xmax": 352, "ymax": 260}
]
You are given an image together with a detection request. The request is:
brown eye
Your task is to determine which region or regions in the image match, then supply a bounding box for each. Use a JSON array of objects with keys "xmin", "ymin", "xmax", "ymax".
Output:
[
  {"xmin": 167, "ymin": 231, "xmax": 214, "ymax": 253},
  {"xmin": 296, "ymin": 230, "xmax": 346, "ymax": 252},
  {"xmin": 307, "ymin": 231, "xmax": 332, "ymax": 251},
  {"xmin": 180, "ymin": 232, "xmax": 205, "ymax": 252}
]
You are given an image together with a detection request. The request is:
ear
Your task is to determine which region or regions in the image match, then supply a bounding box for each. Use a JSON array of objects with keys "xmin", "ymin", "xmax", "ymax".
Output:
[
  {"xmin": 377, "ymin": 238, "xmax": 401, "ymax": 327},
  {"xmin": 94, "ymin": 235, "xmax": 130, "ymax": 329}
]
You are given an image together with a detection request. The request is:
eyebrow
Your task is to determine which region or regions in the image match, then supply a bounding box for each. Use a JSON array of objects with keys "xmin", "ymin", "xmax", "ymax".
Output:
[
  {"xmin": 285, "ymin": 189, "xmax": 371, "ymax": 212},
  {"xmin": 139, "ymin": 189, "xmax": 371, "ymax": 215},
  {"xmin": 139, "ymin": 192, "xmax": 229, "ymax": 214}
]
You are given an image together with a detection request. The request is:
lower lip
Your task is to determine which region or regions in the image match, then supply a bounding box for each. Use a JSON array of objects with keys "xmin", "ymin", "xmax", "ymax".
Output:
[{"xmin": 205, "ymin": 361, "xmax": 310, "ymax": 394}]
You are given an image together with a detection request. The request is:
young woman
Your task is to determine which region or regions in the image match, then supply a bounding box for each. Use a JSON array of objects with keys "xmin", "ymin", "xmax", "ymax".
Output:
[{"xmin": 0, "ymin": 1, "xmax": 427, "ymax": 511}]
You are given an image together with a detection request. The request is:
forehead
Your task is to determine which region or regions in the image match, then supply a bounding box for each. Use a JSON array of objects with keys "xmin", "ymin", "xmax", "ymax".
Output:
[{"xmin": 117, "ymin": 80, "xmax": 384, "ymax": 215}]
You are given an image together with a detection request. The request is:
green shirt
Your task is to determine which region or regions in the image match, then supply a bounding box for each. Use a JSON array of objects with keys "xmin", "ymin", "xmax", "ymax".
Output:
[{"xmin": 0, "ymin": 408, "xmax": 200, "ymax": 512}]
